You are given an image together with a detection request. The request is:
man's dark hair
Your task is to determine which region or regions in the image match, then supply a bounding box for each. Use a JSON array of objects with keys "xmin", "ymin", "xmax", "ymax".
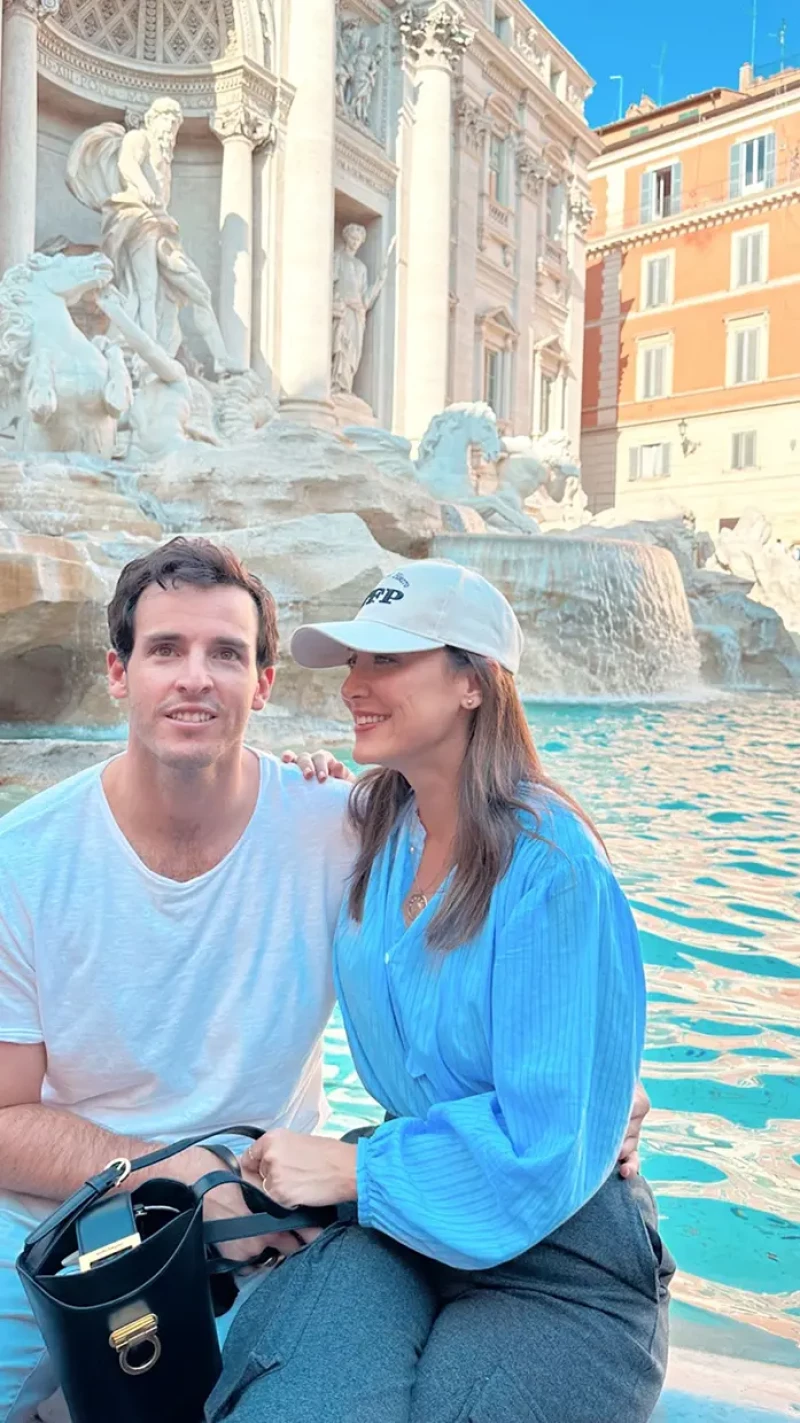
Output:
[{"xmin": 107, "ymin": 537, "xmax": 279, "ymax": 670}]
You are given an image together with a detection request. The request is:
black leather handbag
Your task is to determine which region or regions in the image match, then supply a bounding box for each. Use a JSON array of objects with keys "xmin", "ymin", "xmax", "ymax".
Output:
[{"xmin": 16, "ymin": 1126, "xmax": 335, "ymax": 1423}]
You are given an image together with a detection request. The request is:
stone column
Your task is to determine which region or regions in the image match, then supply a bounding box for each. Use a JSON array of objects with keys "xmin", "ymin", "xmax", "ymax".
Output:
[
  {"xmin": 0, "ymin": 0, "xmax": 57, "ymax": 273},
  {"xmin": 450, "ymin": 96, "xmax": 486, "ymax": 403},
  {"xmin": 399, "ymin": 2, "xmax": 473, "ymax": 442},
  {"xmin": 278, "ymin": 0, "xmax": 336, "ymax": 426},
  {"xmin": 514, "ymin": 143, "xmax": 546, "ymax": 433},
  {"xmin": 565, "ymin": 181, "xmax": 594, "ymax": 449},
  {"xmin": 211, "ymin": 107, "xmax": 274, "ymax": 372}
]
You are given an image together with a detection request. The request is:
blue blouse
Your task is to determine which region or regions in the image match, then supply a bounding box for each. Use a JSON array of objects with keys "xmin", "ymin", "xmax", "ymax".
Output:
[{"xmin": 333, "ymin": 793, "xmax": 646, "ymax": 1270}]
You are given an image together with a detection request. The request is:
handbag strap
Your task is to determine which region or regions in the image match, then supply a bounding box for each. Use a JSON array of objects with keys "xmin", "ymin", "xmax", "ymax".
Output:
[
  {"xmin": 23, "ymin": 1124, "xmax": 319, "ymax": 1258},
  {"xmin": 193, "ymin": 1169, "xmax": 335, "ymax": 1246}
]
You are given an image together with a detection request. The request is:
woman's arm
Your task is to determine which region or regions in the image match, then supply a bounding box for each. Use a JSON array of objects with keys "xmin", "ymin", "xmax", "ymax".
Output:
[{"xmin": 352, "ymin": 853, "xmax": 646, "ymax": 1269}]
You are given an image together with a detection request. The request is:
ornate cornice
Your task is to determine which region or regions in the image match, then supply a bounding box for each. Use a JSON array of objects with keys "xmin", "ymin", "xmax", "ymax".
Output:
[
  {"xmin": 334, "ymin": 123, "xmax": 398, "ymax": 196},
  {"xmin": 37, "ymin": 22, "xmax": 287, "ymax": 127},
  {"xmin": 589, "ymin": 182, "xmax": 800, "ymax": 255},
  {"xmin": 398, "ymin": 1, "xmax": 474, "ymax": 70}
]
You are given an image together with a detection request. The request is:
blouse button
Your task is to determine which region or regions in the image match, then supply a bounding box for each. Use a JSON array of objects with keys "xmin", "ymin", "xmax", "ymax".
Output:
[{"xmin": 384, "ymin": 952, "xmax": 390, "ymax": 964}]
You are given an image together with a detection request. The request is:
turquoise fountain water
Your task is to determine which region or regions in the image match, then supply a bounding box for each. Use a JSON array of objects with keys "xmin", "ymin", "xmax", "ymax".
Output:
[{"xmin": 2, "ymin": 692, "xmax": 798, "ymax": 1380}]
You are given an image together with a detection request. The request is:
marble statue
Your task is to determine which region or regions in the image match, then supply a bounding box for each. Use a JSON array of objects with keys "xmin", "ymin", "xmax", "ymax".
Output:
[
  {"xmin": 65, "ymin": 98, "xmax": 239, "ymax": 376},
  {"xmin": 0, "ymin": 251, "xmax": 132, "ymax": 457},
  {"xmin": 336, "ymin": 18, "xmax": 382, "ymax": 128},
  {"xmin": 331, "ymin": 225, "xmax": 396, "ymax": 395},
  {"xmin": 95, "ymin": 286, "xmax": 222, "ymax": 465},
  {"xmin": 346, "ymin": 404, "xmax": 588, "ymax": 536}
]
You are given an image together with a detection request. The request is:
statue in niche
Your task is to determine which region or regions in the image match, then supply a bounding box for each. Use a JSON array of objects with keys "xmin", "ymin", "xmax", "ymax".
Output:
[
  {"xmin": 65, "ymin": 98, "xmax": 240, "ymax": 377},
  {"xmin": 331, "ymin": 225, "xmax": 396, "ymax": 396},
  {"xmin": 336, "ymin": 18, "xmax": 382, "ymax": 129}
]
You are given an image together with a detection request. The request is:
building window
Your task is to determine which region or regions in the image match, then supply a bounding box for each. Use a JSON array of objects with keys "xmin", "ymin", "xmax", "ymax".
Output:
[
  {"xmin": 484, "ymin": 348, "xmax": 501, "ymax": 414},
  {"xmin": 643, "ymin": 253, "xmax": 672, "ymax": 309},
  {"xmin": 540, "ymin": 372, "xmax": 556, "ymax": 432},
  {"xmin": 546, "ymin": 182, "xmax": 565, "ymax": 240},
  {"xmin": 640, "ymin": 163, "xmax": 682, "ymax": 222},
  {"xmin": 629, "ymin": 443, "xmax": 671, "ymax": 480},
  {"xmin": 678, "ymin": 108, "xmax": 700, "ymax": 124},
  {"xmin": 727, "ymin": 317, "xmax": 767, "ymax": 385},
  {"xmin": 489, "ymin": 135, "xmax": 509, "ymax": 205},
  {"xmin": 732, "ymin": 228, "xmax": 767, "ymax": 288},
  {"xmin": 493, "ymin": 7, "xmax": 511, "ymax": 43},
  {"xmin": 730, "ymin": 133, "xmax": 776, "ymax": 198},
  {"xmin": 638, "ymin": 338, "xmax": 671, "ymax": 400},
  {"xmin": 732, "ymin": 430, "xmax": 757, "ymax": 470}
]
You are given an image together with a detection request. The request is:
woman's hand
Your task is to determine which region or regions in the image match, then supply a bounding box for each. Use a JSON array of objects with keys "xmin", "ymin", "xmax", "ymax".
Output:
[
  {"xmin": 282, "ymin": 749, "xmax": 355, "ymax": 784},
  {"xmin": 202, "ymin": 1167, "xmax": 317, "ymax": 1262},
  {"xmin": 242, "ymin": 1130, "xmax": 358, "ymax": 1208},
  {"xmin": 618, "ymin": 1082, "xmax": 650, "ymax": 1179}
]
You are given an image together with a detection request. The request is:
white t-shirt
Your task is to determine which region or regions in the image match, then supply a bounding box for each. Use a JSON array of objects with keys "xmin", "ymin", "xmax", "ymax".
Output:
[{"xmin": 0, "ymin": 753, "xmax": 354, "ymax": 1225}]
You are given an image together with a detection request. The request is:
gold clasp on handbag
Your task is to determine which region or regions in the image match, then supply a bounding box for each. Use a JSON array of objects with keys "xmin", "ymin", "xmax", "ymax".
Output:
[{"xmin": 109, "ymin": 1313, "xmax": 161, "ymax": 1375}]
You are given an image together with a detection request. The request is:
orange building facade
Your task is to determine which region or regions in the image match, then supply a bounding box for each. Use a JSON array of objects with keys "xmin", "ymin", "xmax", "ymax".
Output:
[{"xmin": 581, "ymin": 65, "xmax": 800, "ymax": 540}]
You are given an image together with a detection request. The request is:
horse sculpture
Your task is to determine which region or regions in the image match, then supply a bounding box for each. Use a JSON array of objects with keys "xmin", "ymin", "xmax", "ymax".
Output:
[
  {"xmin": 346, "ymin": 402, "xmax": 584, "ymax": 535},
  {"xmin": 0, "ymin": 250, "xmax": 132, "ymax": 457}
]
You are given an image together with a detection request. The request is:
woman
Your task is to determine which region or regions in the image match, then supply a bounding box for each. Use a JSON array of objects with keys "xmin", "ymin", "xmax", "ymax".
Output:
[{"xmin": 209, "ymin": 560, "xmax": 674, "ymax": 1423}]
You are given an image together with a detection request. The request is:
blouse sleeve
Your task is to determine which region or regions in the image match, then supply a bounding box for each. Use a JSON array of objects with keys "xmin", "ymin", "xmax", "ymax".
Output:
[{"xmin": 355, "ymin": 852, "xmax": 646, "ymax": 1269}]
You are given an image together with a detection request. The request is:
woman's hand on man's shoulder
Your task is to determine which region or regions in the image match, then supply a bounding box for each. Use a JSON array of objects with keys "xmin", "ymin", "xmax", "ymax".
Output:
[{"xmin": 282, "ymin": 749, "xmax": 356, "ymax": 785}]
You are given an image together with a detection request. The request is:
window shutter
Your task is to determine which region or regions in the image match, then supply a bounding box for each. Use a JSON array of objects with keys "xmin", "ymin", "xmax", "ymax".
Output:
[
  {"xmin": 730, "ymin": 143, "xmax": 742, "ymax": 198},
  {"xmin": 737, "ymin": 235, "xmax": 749, "ymax": 287},
  {"xmin": 629, "ymin": 446, "xmax": 640, "ymax": 480},
  {"xmin": 661, "ymin": 443, "xmax": 671, "ymax": 476},
  {"xmin": 654, "ymin": 345, "xmax": 665, "ymax": 396},
  {"xmin": 764, "ymin": 132, "xmax": 776, "ymax": 189},
  {"xmin": 753, "ymin": 231, "xmax": 764, "ymax": 282},
  {"xmin": 734, "ymin": 330, "xmax": 745, "ymax": 383},
  {"xmin": 670, "ymin": 162, "xmax": 682, "ymax": 215},
  {"xmin": 640, "ymin": 171, "xmax": 654, "ymax": 224}
]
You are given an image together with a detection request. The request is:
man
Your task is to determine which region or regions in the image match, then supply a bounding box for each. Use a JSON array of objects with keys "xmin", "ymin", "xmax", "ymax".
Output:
[
  {"xmin": 0, "ymin": 538, "xmax": 648, "ymax": 1421},
  {"xmin": 0, "ymin": 537, "xmax": 354, "ymax": 1421}
]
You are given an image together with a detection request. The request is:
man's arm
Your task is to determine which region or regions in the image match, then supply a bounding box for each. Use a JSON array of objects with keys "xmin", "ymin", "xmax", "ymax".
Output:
[
  {"xmin": 0, "ymin": 1042, "xmax": 313, "ymax": 1260},
  {"xmin": 0, "ymin": 1041, "xmax": 222, "ymax": 1200}
]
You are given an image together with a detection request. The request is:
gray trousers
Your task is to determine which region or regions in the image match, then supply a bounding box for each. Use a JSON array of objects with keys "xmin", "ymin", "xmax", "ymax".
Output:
[{"xmin": 205, "ymin": 1172, "xmax": 675, "ymax": 1423}]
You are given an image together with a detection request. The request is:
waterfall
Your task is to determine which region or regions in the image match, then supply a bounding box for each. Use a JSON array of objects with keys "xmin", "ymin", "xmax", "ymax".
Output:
[{"xmin": 431, "ymin": 533, "xmax": 701, "ymax": 698}]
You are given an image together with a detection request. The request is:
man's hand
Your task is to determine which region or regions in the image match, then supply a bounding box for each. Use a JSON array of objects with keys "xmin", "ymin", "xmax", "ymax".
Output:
[
  {"xmin": 243, "ymin": 1130, "xmax": 357, "ymax": 1209},
  {"xmin": 282, "ymin": 749, "xmax": 355, "ymax": 784},
  {"xmin": 618, "ymin": 1082, "xmax": 650, "ymax": 1179}
]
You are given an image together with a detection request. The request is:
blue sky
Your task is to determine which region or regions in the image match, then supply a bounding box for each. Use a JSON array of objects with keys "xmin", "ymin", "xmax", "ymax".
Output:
[{"xmin": 527, "ymin": 0, "xmax": 797, "ymax": 128}]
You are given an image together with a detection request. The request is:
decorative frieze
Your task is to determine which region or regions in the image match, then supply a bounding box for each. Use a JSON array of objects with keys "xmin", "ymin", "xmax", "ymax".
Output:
[
  {"xmin": 454, "ymin": 95, "xmax": 488, "ymax": 157},
  {"xmin": 568, "ymin": 181, "xmax": 595, "ymax": 235},
  {"xmin": 516, "ymin": 143, "xmax": 546, "ymax": 199},
  {"xmin": 336, "ymin": 14, "xmax": 383, "ymax": 134},
  {"xmin": 398, "ymin": 0, "xmax": 474, "ymax": 70}
]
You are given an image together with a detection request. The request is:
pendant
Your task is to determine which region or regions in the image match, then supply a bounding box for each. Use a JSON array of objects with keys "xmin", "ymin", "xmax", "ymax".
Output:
[{"xmin": 403, "ymin": 891, "xmax": 429, "ymax": 924}]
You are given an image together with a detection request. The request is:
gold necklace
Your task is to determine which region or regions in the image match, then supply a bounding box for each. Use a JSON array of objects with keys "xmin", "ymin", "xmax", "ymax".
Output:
[{"xmin": 403, "ymin": 890, "xmax": 430, "ymax": 925}]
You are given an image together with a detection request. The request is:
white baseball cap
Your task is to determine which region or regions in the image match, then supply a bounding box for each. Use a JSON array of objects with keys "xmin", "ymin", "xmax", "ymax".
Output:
[{"xmin": 290, "ymin": 560, "xmax": 523, "ymax": 674}]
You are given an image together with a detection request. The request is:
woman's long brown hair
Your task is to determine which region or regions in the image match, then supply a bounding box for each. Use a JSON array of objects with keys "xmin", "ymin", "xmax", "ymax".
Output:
[{"xmin": 347, "ymin": 648, "xmax": 600, "ymax": 951}]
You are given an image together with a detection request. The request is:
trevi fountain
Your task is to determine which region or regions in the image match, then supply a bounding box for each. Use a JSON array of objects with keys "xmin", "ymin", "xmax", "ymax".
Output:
[{"xmin": 0, "ymin": 15, "xmax": 799, "ymax": 1411}]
